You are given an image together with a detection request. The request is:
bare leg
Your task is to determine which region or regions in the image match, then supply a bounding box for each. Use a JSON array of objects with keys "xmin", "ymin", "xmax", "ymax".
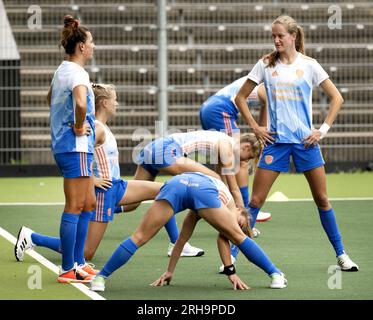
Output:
[
  {"xmin": 304, "ymin": 166, "xmax": 345, "ymax": 257},
  {"xmin": 118, "ymin": 180, "xmax": 163, "ymax": 209},
  {"xmin": 131, "ymin": 200, "xmax": 174, "ymax": 247},
  {"xmin": 303, "ymin": 166, "xmax": 331, "ymax": 210},
  {"xmin": 250, "ymin": 168, "xmax": 280, "ymax": 209},
  {"xmin": 64, "ymin": 176, "xmax": 96, "ymax": 214},
  {"xmin": 84, "ymin": 221, "xmax": 108, "ymax": 260}
]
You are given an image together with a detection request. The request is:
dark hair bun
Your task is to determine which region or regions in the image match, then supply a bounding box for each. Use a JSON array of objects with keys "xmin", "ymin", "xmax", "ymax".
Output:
[{"xmin": 63, "ymin": 15, "xmax": 79, "ymax": 28}]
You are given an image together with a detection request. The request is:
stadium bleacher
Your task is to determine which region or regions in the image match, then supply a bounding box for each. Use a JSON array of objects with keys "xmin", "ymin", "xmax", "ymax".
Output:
[{"xmin": 2, "ymin": 0, "xmax": 373, "ymax": 167}]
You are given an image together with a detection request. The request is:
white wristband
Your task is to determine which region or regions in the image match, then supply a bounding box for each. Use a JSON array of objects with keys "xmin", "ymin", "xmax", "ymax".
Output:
[{"xmin": 319, "ymin": 123, "xmax": 330, "ymax": 139}]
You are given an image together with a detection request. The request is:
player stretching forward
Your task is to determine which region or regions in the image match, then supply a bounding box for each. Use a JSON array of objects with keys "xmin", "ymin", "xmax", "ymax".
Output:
[
  {"xmin": 133, "ymin": 129, "xmax": 261, "ymax": 255},
  {"xmin": 91, "ymin": 172, "xmax": 287, "ymax": 292}
]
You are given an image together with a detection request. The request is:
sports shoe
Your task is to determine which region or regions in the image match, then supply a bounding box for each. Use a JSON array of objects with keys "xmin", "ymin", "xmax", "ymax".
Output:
[
  {"xmin": 337, "ymin": 253, "xmax": 359, "ymax": 272},
  {"xmin": 167, "ymin": 242, "xmax": 204, "ymax": 257},
  {"xmin": 256, "ymin": 211, "xmax": 272, "ymax": 222},
  {"xmin": 57, "ymin": 264, "xmax": 94, "ymax": 284},
  {"xmin": 79, "ymin": 263, "xmax": 99, "ymax": 275},
  {"xmin": 15, "ymin": 226, "xmax": 35, "ymax": 262},
  {"xmin": 219, "ymin": 255, "xmax": 237, "ymax": 274},
  {"xmin": 270, "ymin": 272, "xmax": 287, "ymax": 289},
  {"xmin": 253, "ymin": 227, "xmax": 261, "ymax": 238},
  {"xmin": 91, "ymin": 275, "xmax": 106, "ymax": 292}
]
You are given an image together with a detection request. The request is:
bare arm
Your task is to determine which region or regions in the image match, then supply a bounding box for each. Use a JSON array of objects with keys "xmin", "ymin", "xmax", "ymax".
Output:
[
  {"xmin": 217, "ymin": 141, "xmax": 245, "ymax": 208},
  {"xmin": 217, "ymin": 233, "xmax": 250, "ymax": 290},
  {"xmin": 72, "ymin": 85, "xmax": 91, "ymax": 136},
  {"xmin": 46, "ymin": 86, "xmax": 52, "ymax": 106},
  {"xmin": 150, "ymin": 211, "xmax": 200, "ymax": 286},
  {"xmin": 257, "ymin": 83, "xmax": 268, "ymax": 127},
  {"xmin": 235, "ymin": 79, "xmax": 275, "ymax": 145},
  {"xmin": 303, "ymin": 79, "xmax": 344, "ymax": 147},
  {"xmin": 320, "ymin": 79, "xmax": 344, "ymax": 126}
]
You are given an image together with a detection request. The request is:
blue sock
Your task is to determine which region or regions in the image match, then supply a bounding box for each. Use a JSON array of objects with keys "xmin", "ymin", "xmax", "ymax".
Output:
[
  {"xmin": 249, "ymin": 205, "xmax": 260, "ymax": 228},
  {"xmin": 99, "ymin": 237, "xmax": 138, "ymax": 278},
  {"xmin": 318, "ymin": 208, "xmax": 344, "ymax": 256},
  {"xmin": 239, "ymin": 186, "xmax": 249, "ymax": 208},
  {"xmin": 238, "ymin": 237, "xmax": 281, "ymax": 276},
  {"xmin": 60, "ymin": 212, "xmax": 79, "ymax": 271},
  {"xmin": 31, "ymin": 233, "xmax": 61, "ymax": 253},
  {"xmin": 164, "ymin": 215, "xmax": 179, "ymax": 244},
  {"xmin": 74, "ymin": 211, "xmax": 92, "ymax": 266}
]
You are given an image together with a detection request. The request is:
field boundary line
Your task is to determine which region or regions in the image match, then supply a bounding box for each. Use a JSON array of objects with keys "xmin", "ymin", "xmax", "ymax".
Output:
[{"xmin": 0, "ymin": 226, "xmax": 105, "ymax": 301}]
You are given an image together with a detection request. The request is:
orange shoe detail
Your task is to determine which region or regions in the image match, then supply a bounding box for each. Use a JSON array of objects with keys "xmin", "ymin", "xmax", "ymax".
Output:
[
  {"xmin": 57, "ymin": 268, "xmax": 93, "ymax": 283},
  {"xmin": 81, "ymin": 263, "xmax": 99, "ymax": 275}
]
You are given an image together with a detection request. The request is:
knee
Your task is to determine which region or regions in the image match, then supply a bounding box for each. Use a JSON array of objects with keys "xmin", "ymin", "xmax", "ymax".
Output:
[
  {"xmin": 228, "ymin": 229, "xmax": 246, "ymax": 246},
  {"xmin": 131, "ymin": 232, "xmax": 147, "ymax": 247},
  {"xmin": 86, "ymin": 199, "xmax": 96, "ymax": 212},
  {"xmin": 249, "ymin": 194, "xmax": 265, "ymax": 209},
  {"xmin": 314, "ymin": 194, "xmax": 330, "ymax": 210},
  {"xmin": 65, "ymin": 200, "xmax": 85, "ymax": 213}
]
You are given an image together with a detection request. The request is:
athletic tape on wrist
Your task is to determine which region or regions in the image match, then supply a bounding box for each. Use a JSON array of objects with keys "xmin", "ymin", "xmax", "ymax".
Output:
[
  {"xmin": 222, "ymin": 264, "xmax": 236, "ymax": 276},
  {"xmin": 319, "ymin": 122, "xmax": 330, "ymax": 139}
]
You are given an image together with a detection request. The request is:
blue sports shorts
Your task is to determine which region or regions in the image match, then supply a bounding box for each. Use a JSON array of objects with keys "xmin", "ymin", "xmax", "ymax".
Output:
[
  {"xmin": 91, "ymin": 179, "xmax": 128, "ymax": 223},
  {"xmin": 258, "ymin": 143, "xmax": 325, "ymax": 173},
  {"xmin": 54, "ymin": 152, "xmax": 93, "ymax": 178},
  {"xmin": 155, "ymin": 172, "xmax": 222, "ymax": 213},
  {"xmin": 200, "ymin": 96, "xmax": 239, "ymax": 136},
  {"xmin": 135, "ymin": 137, "xmax": 183, "ymax": 177}
]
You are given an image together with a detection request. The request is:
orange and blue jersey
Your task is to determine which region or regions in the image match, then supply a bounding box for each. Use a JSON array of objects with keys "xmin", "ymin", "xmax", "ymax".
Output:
[
  {"xmin": 50, "ymin": 61, "xmax": 95, "ymax": 155},
  {"xmin": 248, "ymin": 53, "xmax": 329, "ymax": 144}
]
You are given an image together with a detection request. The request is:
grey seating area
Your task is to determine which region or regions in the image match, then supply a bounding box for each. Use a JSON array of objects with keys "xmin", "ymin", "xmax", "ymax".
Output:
[{"xmin": 2, "ymin": 0, "xmax": 373, "ymax": 168}]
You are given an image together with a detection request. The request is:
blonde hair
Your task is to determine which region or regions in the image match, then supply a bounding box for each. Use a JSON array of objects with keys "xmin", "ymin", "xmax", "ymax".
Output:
[
  {"xmin": 240, "ymin": 132, "xmax": 263, "ymax": 175},
  {"xmin": 91, "ymin": 83, "xmax": 116, "ymax": 110},
  {"xmin": 263, "ymin": 15, "xmax": 305, "ymax": 68}
]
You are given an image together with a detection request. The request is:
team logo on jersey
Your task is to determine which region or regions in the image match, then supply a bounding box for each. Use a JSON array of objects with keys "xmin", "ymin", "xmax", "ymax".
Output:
[
  {"xmin": 264, "ymin": 155, "xmax": 274, "ymax": 164},
  {"xmin": 272, "ymin": 71, "xmax": 279, "ymax": 77},
  {"xmin": 296, "ymin": 69, "xmax": 304, "ymax": 78}
]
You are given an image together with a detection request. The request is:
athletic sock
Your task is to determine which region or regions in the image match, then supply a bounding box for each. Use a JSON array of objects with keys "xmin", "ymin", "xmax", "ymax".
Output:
[
  {"xmin": 238, "ymin": 237, "xmax": 281, "ymax": 276},
  {"xmin": 31, "ymin": 233, "xmax": 61, "ymax": 253},
  {"xmin": 60, "ymin": 212, "xmax": 79, "ymax": 271},
  {"xmin": 99, "ymin": 237, "xmax": 138, "ymax": 278},
  {"xmin": 318, "ymin": 208, "xmax": 344, "ymax": 256},
  {"xmin": 248, "ymin": 205, "xmax": 260, "ymax": 228},
  {"xmin": 239, "ymin": 186, "xmax": 249, "ymax": 208},
  {"xmin": 74, "ymin": 211, "xmax": 93, "ymax": 266},
  {"xmin": 164, "ymin": 215, "xmax": 179, "ymax": 244}
]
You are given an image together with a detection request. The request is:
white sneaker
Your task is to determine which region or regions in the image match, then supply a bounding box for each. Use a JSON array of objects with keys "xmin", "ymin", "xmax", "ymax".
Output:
[
  {"xmin": 14, "ymin": 226, "xmax": 35, "ymax": 262},
  {"xmin": 167, "ymin": 242, "xmax": 205, "ymax": 257},
  {"xmin": 256, "ymin": 211, "xmax": 272, "ymax": 222},
  {"xmin": 253, "ymin": 227, "xmax": 261, "ymax": 238},
  {"xmin": 218, "ymin": 255, "xmax": 237, "ymax": 274},
  {"xmin": 270, "ymin": 272, "xmax": 287, "ymax": 289},
  {"xmin": 337, "ymin": 253, "xmax": 359, "ymax": 271},
  {"xmin": 90, "ymin": 275, "xmax": 106, "ymax": 292}
]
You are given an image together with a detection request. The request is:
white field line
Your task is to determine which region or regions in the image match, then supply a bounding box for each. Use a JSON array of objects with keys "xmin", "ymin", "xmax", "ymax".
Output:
[
  {"xmin": 0, "ymin": 226, "xmax": 105, "ymax": 301},
  {"xmin": 1, "ymin": 197, "xmax": 373, "ymax": 206}
]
